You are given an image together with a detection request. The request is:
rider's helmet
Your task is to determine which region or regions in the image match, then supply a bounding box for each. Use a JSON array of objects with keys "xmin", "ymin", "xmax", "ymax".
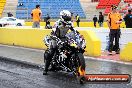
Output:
[{"xmin": 60, "ymin": 10, "xmax": 71, "ymax": 22}]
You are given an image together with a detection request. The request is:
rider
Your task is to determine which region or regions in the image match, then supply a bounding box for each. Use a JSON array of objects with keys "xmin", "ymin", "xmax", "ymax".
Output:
[{"xmin": 43, "ymin": 10, "xmax": 78, "ymax": 75}]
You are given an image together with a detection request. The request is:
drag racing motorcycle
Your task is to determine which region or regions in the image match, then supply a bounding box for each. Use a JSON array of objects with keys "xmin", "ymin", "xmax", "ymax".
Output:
[{"xmin": 43, "ymin": 32, "xmax": 86, "ymax": 84}]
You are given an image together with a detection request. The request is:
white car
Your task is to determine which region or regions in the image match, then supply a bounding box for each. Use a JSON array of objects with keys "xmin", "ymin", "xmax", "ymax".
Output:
[{"xmin": 0, "ymin": 17, "xmax": 25, "ymax": 27}]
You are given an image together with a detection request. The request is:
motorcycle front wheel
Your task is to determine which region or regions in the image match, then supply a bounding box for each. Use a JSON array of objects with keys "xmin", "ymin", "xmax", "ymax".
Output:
[
  {"xmin": 76, "ymin": 53, "xmax": 85, "ymax": 72},
  {"xmin": 75, "ymin": 53, "xmax": 86, "ymax": 84}
]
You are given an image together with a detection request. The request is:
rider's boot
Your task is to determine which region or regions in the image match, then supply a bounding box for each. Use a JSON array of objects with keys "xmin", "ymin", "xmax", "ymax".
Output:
[
  {"xmin": 43, "ymin": 59, "xmax": 51, "ymax": 75},
  {"xmin": 49, "ymin": 49, "xmax": 57, "ymax": 71},
  {"xmin": 43, "ymin": 49, "xmax": 52, "ymax": 75},
  {"xmin": 43, "ymin": 48, "xmax": 56, "ymax": 75}
]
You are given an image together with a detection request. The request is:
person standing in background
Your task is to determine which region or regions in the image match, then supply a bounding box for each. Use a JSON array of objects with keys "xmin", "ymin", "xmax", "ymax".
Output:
[
  {"xmin": 124, "ymin": 10, "xmax": 132, "ymax": 28},
  {"xmin": 45, "ymin": 14, "xmax": 52, "ymax": 29},
  {"xmin": 71, "ymin": 13, "xmax": 74, "ymax": 27},
  {"xmin": 93, "ymin": 15, "xmax": 98, "ymax": 27},
  {"xmin": 76, "ymin": 14, "xmax": 80, "ymax": 27},
  {"xmin": 127, "ymin": 4, "xmax": 132, "ymax": 10},
  {"xmin": 31, "ymin": 5, "xmax": 42, "ymax": 28},
  {"xmin": 98, "ymin": 12, "xmax": 104, "ymax": 27},
  {"xmin": 107, "ymin": 5, "xmax": 122, "ymax": 55},
  {"xmin": 71, "ymin": 13, "xmax": 74, "ymax": 22},
  {"xmin": 7, "ymin": 12, "xmax": 13, "ymax": 17}
]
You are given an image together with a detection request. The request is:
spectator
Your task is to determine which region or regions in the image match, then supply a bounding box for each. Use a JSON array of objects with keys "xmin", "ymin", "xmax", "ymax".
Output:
[
  {"xmin": 71, "ymin": 13, "xmax": 74, "ymax": 22},
  {"xmin": 98, "ymin": 12, "xmax": 104, "ymax": 27},
  {"xmin": 76, "ymin": 14, "xmax": 80, "ymax": 27},
  {"xmin": 107, "ymin": 5, "xmax": 122, "ymax": 55},
  {"xmin": 127, "ymin": 4, "xmax": 132, "ymax": 10},
  {"xmin": 124, "ymin": 10, "xmax": 132, "ymax": 28},
  {"xmin": 7, "ymin": 12, "xmax": 13, "ymax": 17},
  {"xmin": 93, "ymin": 15, "xmax": 98, "ymax": 27},
  {"xmin": 31, "ymin": 5, "xmax": 42, "ymax": 28},
  {"xmin": 123, "ymin": 4, "xmax": 132, "ymax": 18},
  {"xmin": 45, "ymin": 14, "xmax": 52, "ymax": 29}
]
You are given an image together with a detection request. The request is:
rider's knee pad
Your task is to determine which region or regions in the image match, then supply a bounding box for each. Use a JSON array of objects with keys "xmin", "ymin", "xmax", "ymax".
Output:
[
  {"xmin": 49, "ymin": 48, "xmax": 56, "ymax": 54},
  {"xmin": 44, "ymin": 48, "xmax": 56, "ymax": 60},
  {"xmin": 44, "ymin": 50, "xmax": 51, "ymax": 60}
]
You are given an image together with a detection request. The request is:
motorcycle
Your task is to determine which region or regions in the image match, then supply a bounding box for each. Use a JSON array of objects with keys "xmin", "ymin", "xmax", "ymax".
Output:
[{"xmin": 43, "ymin": 32, "xmax": 86, "ymax": 84}]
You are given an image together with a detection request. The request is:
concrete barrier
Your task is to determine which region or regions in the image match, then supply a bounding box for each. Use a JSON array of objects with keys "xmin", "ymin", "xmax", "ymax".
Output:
[
  {"xmin": 79, "ymin": 30, "xmax": 101, "ymax": 56},
  {"xmin": 0, "ymin": 28, "xmax": 51, "ymax": 49},
  {"xmin": 0, "ymin": 28, "xmax": 101, "ymax": 57},
  {"xmin": 120, "ymin": 42, "xmax": 132, "ymax": 61}
]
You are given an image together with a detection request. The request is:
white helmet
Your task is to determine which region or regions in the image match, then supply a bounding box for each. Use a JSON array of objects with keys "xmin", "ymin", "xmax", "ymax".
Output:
[{"xmin": 60, "ymin": 10, "xmax": 71, "ymax": 22}]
